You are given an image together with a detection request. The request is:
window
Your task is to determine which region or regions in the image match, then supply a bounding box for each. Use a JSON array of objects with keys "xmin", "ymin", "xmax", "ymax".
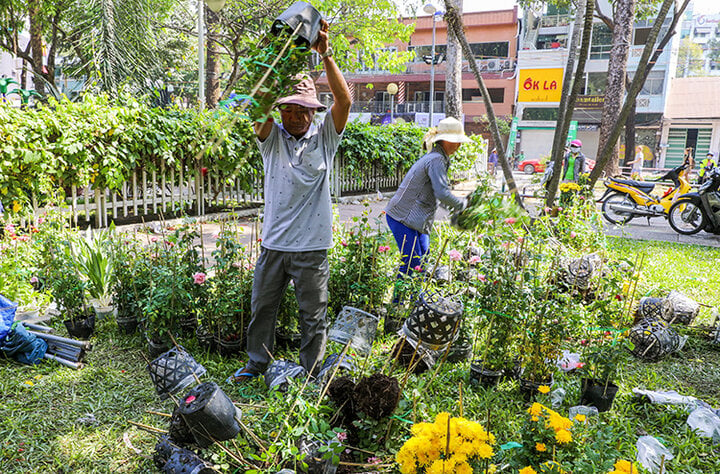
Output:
[
  {"xmin": 634, "ymin": 27, "xmax": 652, "ymax": 45},
  {"xmin": 469, "ymin": 42, "xmax": 509, "ymax": 59},
  {"xmin": 638, "ymin": 71, "xmax": 664, "ymax": 95},
  {"xmin": 462, "ymin": 88, "xmax": 505, "ymax": 103},
  {"xmin": 409, "ymin": 45, "xmax": 447, "ymax": 62},
  {"xmin": 537, "ymin": 34, "xmax": 568, "ymax": 50},
  {"xmin": 522, "ymin": 107, "xmax": 559, "ymax": 121},
  {"xmin": 590, "ymin": 23, "xmax": 613, "ymax": 59},
  {"xmin": 584, "ymin": 72, "xmax": 608, "ymax": 95}
]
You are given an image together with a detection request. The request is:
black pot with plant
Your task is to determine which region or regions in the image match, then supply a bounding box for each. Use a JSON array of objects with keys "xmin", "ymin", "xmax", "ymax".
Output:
[
  {"xmin": 579, "ymin": 378, "xmax": 619, "ymax": 412},
  {"xmin": 578, "ymin": 331, "xmax": 629, "ymax": 412},
  {"xmin": 51, "ymin": 260, "xmax": 95, "ymax": 339}
]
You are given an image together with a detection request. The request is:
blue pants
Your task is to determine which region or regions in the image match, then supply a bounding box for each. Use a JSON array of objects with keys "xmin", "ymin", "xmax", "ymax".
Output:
[{"xmin": 386, "ymin": 214, "xmax": 429, "ymax": 275}]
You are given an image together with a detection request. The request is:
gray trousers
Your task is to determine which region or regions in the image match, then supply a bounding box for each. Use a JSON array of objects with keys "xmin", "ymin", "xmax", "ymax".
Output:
[{"xmin": 245, "ymin": 247, "xmax": 329, "ymax": 375}]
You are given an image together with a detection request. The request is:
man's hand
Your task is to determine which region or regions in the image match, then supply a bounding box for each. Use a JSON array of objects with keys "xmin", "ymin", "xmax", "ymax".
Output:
[{"xmin": 313, "ymin": 19, "xmax": 329, "ymax": 56}]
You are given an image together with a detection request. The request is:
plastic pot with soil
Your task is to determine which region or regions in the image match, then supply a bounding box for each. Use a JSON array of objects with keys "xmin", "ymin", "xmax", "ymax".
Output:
[
  {"xmin": 215, "ymin": 333, "xmax": 244, "ymax": 357},
  {"xmin": 116, "ymin": 314, "xmax": 139, "ymax": 335},
  {"xmin": 518, "ymin": 376, "xmax": 553, "ymax": 401},
  {"xmin": 64, "ymin": 311, "xmax": 96, "ymax": 339},
  {"xmin": 579, "ymin": 378, "xmax": 619, "ymax": 412},
  {"xmin": 469, "ymin": 361, "xmax": 503, "ymax": 388}
]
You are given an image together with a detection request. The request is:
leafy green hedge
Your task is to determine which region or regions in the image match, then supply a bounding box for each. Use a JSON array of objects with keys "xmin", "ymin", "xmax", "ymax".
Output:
[
  {"xmin": 0, "ymin": 95, "xmax": 262, "ymax": 215},
  {"xmin": 0, "ymin": 97, "xmax": 448, "ymax": 216}
]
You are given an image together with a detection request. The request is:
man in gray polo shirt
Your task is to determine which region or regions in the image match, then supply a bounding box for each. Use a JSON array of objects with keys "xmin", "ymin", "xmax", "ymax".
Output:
[{"xmin": 232, "ymin": 20, "xmax": 351, "ymax": 382}]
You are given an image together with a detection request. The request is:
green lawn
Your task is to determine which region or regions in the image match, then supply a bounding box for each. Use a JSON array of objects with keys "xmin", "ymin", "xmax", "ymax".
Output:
[{"xmin": 2, "ymin": 236, "xmax": 720, "ymax": 473}]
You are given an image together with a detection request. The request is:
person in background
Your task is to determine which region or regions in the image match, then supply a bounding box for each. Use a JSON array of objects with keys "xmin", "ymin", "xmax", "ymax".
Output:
[
  {"xmin": 230, "ymin": 19, "xmax": 351, "ymax": 384},
  {"xmin": 629, "ymin": 145, "xmax": 645, "ymax": 180},
  {"xmin": 699, "ymin": 152, "xmax": 716, "ymax": 184},
  {"xmin": 487, "ymin": 148, "xmax": 498, "ymax": 176},
  {"xmin": 681, "ymin": 147, "xmax": 694, "ymax": 181},
  {"xmin": 562, "ymin": 139, "xmax": 586, "ymax": 183},
  {"xmin": 385, "ymin": 117, "xmax": 470, "ymax": 280}
]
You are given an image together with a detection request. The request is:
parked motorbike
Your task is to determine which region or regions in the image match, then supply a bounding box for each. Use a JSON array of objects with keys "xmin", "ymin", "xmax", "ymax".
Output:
[
  {"xmin": 599, "ymin": 164, "xmax": 690, "ymax": 225},
  {"xmin": 667, "ymin": 167, "xmax": 720, "ymax": 235}
]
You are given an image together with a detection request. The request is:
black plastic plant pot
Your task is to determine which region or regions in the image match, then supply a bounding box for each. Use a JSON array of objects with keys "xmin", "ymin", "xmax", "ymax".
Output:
[
  {"xmin": 63, "ymin": 314, "xmax": 96, "ymax": 339},
  {"xmin": 580, "ymin": 378, "xmax": 619, "ymax": 412},
  {"xmin": 116, "ymin": 315, "xmax": 139, "ymax": 335},
  {"xmin": 216, "ymin": 336, "xmax": 243, "ymax": 357},
  {"xmin": 179, "ymin": 315, "xmax": 198, "ymax": 335},
  {"xmin": 147, "ymin": 347, "xmax": 207, "ymax": 400},
  {"xmin": 195, "ymin": 325, "xmax": 216, "ymax": 352},
  {"xmin": 148, "ymin": 338, "xmax": 171, "ymax": 359},
  {"xmin": 163, "ymin": 446, "xmax": 217, "ymax": 474},
  {"xmin": 271, "ymin": 1, "xmax": 323, "ymax": 48},
  {"xmin": 446, "ymin": 340, "xmax": 472, "ymax": 364},
  {"xmin": 518, "ymin": 377, "xmax": 553, "ymax": 401},
  {"xmin": 179, "ymin": 382, "xmax": 242, "ymax": 448},
  {"xmin": 275, "ymin": 329, "xmax": 301, "ymax": 350},
  {"xmin": 469, "ymin": 361, "xmax": 503, "ymax": 388}
]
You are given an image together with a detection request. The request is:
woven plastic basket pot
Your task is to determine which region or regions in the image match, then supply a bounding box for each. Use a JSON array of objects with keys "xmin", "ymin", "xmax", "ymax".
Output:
[
  {"xmin": 402, "ymin": 291, "xmax": 463, "ymax": 351},
  {"xmin": 391, "ymin": 335, "xmax": 438, "ymax": 373},
  {"xmin": 666, "ymin": 290, "xmax": 700, "ymax": 325},
  {"xmin": 629, "ymin": 318, "xmax": 681, "ymax": 361},
  {"xmin": 147, "ymin": 347, "xmax": 206, "ymax": 400},
  {"xmin": 264, "ymin": 360, "xmax": 307, "ymax": 392},
  {"xmin": 636, "ymin": 297, "xmax": 672, "ymax": 322},
  {"xmin": 328, "ymin": 306, "xmax": 379, "ymax": 355},
  {"xmin": 562, "ymin": 253, "xmax": 601, "ymax": 290},
  {"xmin": 316, "ymin": 352, "xmax": 355, "ymax": 387},
  {"xmin": 178, "ymin": 382, "xmax": 242, "ymax": 448}
]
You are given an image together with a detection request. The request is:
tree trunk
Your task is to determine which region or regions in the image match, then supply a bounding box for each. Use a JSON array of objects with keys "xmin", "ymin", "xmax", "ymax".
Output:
[
  {"xmin": 624, "ymin": 99, "xmax": 636, "ymax": 168},
  {"xmin": 444, "ymin": 2, "xmax": 523, "ymax": 208},
  {"xmin": 596, "ymin": 0, "xmax": 636, "ymax": 178},
  {"xmin": 588, "ymin": 0, "xmax": 675, "ymax": 186},
  {"xmin": 444, "ymin": 0, "xmax": 463, "ymax": 119},
  {"xmin": 28, "ymin": 0, "xmax": 45, "ymax": 94},
  {"xmin": 545, "ymin": 0, "xmax": 594, "ymax": 206},
  {"xmin": 624, "ymin": 0, "xmax": 692, "ymax": 171},
  {"xmin": 205, "ymin": 7, "xmax": 221, "ymax": 108}
]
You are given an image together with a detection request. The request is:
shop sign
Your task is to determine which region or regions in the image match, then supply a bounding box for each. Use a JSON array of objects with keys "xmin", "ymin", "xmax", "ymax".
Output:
[
  {"xmin": 576, "ymin": 95, "xmax": 604, "ymax": 109},
  {"xmin": 518, "ymin": 68, "xmax": 563, "ymax": 102}
]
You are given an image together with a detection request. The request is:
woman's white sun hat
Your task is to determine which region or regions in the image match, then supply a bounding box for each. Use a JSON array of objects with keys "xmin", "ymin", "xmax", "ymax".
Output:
[{"xmin": 432, "ymin": 117, "xmax": 472, "ymax": 144}]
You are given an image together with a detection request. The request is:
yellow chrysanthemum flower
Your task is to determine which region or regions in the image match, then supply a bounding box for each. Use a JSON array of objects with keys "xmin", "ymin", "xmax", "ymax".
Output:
[
  {"xmin": 538, "ymin": 385, "xmax": 551, "ymax": 394},
  {"xmin": 574, "ymin": 414, "xmax": 586, "ymax": 423},
  {"xmin": 520, "ymin": 467, "xmax": 538, "ymax": 474},
  {"xmin": 528, "ymin": 402, "xmax": 543, "ymax": 417},
  {"xmin": 476, "ymin": 442, "xmax": 494, "ymax": 459},
  {"xmin": 536, "ymin": 442, "xmax": 547, "ymax": 452},
  {"xmin": 613, "ymin": 459, "xmax": 639, "ymax": 474},
  {"xmin": 555, "ymin": 428, "xmax": 573, "ymax": 444},
  {"xmin": 488, "ymin": 464, "xmax": 498, "ymax": 474}
]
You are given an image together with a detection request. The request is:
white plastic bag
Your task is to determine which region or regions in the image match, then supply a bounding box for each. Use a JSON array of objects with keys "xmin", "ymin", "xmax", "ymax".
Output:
[
  {"xmin": 556, "ymin": 350, "xmax": 583, "ymax": 372},
  {"xmin": 550, "ymin": 387, "xmax": 566, "ymax": 408},
  {"xmin": 569, "ymin": 405, "xmax": 599, "ymax": 419},
  {"xmin": 687, "ymin": 407, "xmax": 720, "ymax": 443},
  {"xmin": 636, "ymin": 435, "xmax": 674, "ymax": 473}
]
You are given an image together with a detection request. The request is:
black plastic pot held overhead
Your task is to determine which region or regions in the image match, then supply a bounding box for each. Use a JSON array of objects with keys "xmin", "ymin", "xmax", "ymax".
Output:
[{"xmin": 271, "ymin": 1, "xmax": 323, "ymax": 48}]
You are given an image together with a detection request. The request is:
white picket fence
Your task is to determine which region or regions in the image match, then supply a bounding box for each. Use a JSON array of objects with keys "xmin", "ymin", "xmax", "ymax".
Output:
[{"xmin": 14, "ymin": 155, "xmax": 405, "ymax": 228}]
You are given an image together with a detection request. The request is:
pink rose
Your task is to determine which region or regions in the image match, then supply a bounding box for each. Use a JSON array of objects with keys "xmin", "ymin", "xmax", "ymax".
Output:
[
  {"xmin": 30, "ymin": 276, "xmax": 39, "ymax": 284},
  {"xmin": 367, "ymin": 456, "xmax": 382, "ymax": 465},
  {"xmin": 543, "ymin": 207, "xmax": 552, "ymax": 214},
  {"xmin": 37, "ymin": 217, "xmax": 45, "ymax": 225},
  {"xmin": 478, "ymin": 274, "xmax": 487, "ymax": 282},
  {"xmin": 18, "ymin": 235, "xmax": 30, "ymax": 242},
  {"xmin": 336, "ymin": 431, "xmax": 347, "ymax": 442},
  {"xmin": 413, "ymin": 265, "xmax": 423, "ymax": 272},
  {"xmin": 192, "ymin": 272, "xmax": 206, "ymax": 285},
  {"xmin": 340, "ymin": 240, "xmax": 348, "ymax": 247},
  {"xmin": 468, "ymin": 255, "xmax": 481, "ymax": 265},
  {"xmin": 569, "ymin": 231, "xmax": 577, "ymax": 238},
  {"xmin": 517, "ymin": 236, "xmax": 524, "ymax": 243},
  {"xmin": 504, "ymin": 217, "xmax": 517, "ymax": 225},
  {"xmin": 448, "ymin": 249, "xmax": 462, "ymax": 261},
  {"xmin": 150, "ymin": 236, "xmax": 159, "ymax": 243},
  {"xmin": 378, "ymin": 245, "xmax": 390, "ymax": 253},
  {"xmin": 501, "ymin": 242, "xmax": 510, "ymax": 249}
]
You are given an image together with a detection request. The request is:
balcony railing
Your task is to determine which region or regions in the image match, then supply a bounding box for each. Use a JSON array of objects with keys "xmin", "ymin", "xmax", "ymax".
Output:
[
  {"xmin": 349, "ymin": 101, "xmax": 445, "ymax": 114},
  {"xmin": 348, "ymin": 58, "xmax": 516, "ymax": 76}
]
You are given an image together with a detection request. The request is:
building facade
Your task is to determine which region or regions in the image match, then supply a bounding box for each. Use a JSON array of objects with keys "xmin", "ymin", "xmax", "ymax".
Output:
[
  {"xmin": 514, "ymin": 1, "xmax": 679, "ymax": 167},
  {"xmin": 678, "ymin": 6, "xmax": 720, "ymax": 77},
  {"xmin": 316, "ymin": 8, "xmax": 519, "ymax": 138}
]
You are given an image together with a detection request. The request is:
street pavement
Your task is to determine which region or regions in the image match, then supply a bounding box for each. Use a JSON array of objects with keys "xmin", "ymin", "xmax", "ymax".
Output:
[{"xmin": 118, "ymin": 171, "xmax": 720, "ymax": 259}]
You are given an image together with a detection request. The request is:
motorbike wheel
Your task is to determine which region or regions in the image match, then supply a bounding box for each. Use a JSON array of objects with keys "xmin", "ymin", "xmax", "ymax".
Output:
[
  {"xmin": 602, "ymin": 192, "xmax": 635, "ymax": 225},
  {"xmin": 668, "ymin": 199, "xmax": 706, "ymax": 235}
]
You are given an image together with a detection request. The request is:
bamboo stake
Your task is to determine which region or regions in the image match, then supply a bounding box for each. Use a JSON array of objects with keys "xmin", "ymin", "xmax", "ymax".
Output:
[{"xmin": 128, "ymin": 420, "xmax": 167, "ymax": 434}]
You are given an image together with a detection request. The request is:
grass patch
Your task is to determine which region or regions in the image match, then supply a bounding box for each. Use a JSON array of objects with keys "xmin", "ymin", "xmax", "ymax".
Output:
[{"xmin": 2, "ymin": 236, "xmax": 720, "ymax": 473}]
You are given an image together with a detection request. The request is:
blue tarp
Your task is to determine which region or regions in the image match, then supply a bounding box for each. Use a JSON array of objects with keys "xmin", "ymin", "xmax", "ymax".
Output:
[
  {"xmin": 0, "ymin": 293, "xmax": 17, "ymax": 342},
  {"xmin": 1, "ymin": 322, "xmax": 47, "ymax": 365}
]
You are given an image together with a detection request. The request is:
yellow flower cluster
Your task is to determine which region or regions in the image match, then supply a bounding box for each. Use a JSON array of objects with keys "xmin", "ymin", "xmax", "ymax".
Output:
[
  {"xmin": 559, "ymin": 182, "xmax": 582, "ymax": 193},
  {"xmin": 608, "ymin": 459, "xmax": 638, "ymax": 474},
  {"xmin": 395, "ymin": 412, "xmax": 495, "ymax": 474},
  {"xmin": 527, "ymin": 403, "xmax": 574, "ymax": 444}
]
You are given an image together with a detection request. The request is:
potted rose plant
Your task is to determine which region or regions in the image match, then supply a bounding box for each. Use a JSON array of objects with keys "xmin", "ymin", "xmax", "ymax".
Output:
[
  {"xmin": 50, "ymin": 259, "xmax": 94, "ymax": 339},
  {"xmin": 579, "ymin": 330, "xmax": 629, "ymax": 412}
]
